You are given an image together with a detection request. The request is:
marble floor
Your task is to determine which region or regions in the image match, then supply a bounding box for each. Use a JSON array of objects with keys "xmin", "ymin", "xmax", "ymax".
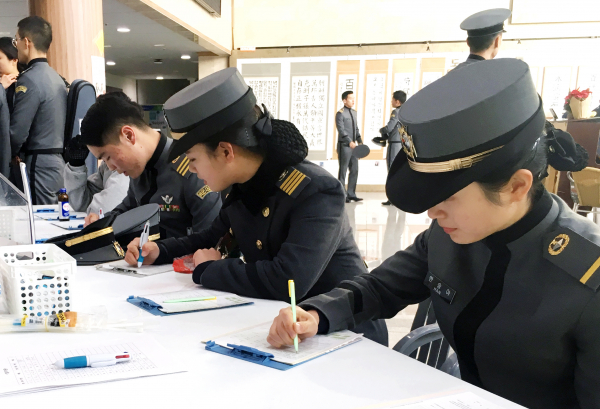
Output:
[{"xmin": 345, "ymin": 192, "xmax": 432, "ymax": 348}]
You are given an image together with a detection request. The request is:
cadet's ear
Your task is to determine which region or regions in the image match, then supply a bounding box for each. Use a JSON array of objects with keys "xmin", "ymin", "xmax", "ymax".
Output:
[
  {"xmin": 219, "ymin": 141, "xmax": 235, "ymax": 163},
  {"xmin": 120, "ymin": 125, "xmax": 136, "ymax": 146},
  {"xmin": 506, "ymin": 169, "xmax": 533, "ymax": 204}
]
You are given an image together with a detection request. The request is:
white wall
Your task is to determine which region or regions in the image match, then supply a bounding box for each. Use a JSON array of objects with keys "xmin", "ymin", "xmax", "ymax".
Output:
[
  {"xmin": 198, "ymin": 56, "xmax": 229, "ymax": 79},
  {"xmin": 234, "ymin": 0, "xmax": 600, "ymax": 48},
  {"xmin": 141, "ymin": 0, "xmax": 232, "ymax": 55},
  {"xmin": 105, "ymin": 73, "xmax": 137, "ymax": 102}
]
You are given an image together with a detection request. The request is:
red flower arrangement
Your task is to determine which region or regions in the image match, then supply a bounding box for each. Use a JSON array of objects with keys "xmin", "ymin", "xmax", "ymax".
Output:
[{"xmin": 564, "ymin": 88, "xmax": 592, "ymax": 113}]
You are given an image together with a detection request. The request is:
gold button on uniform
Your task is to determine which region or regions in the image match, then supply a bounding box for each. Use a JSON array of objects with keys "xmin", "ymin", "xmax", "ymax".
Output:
[
  {"xmin": 262, "ymin": 207, "xmax": 270, "ymax": 217},
  {"xmin": 256, "ymin": 240, "xmax": 263, "ymax": 250}
]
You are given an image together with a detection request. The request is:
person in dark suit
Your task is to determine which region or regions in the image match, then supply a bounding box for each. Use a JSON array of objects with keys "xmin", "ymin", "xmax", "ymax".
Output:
[
  {"xmin": 267, "ymin": 59, "xmax": 599, "ymax": 409},
  {"xmin": 454, "ymin": 8, "xmax": 511, "ymax": 71},
  {"xmin": 336, "ymin": 91, "xmax": 363, "ymax": 202},
  {"xmin": 123, "ymin": 68, "xmax": 387, "ymax": 346}
]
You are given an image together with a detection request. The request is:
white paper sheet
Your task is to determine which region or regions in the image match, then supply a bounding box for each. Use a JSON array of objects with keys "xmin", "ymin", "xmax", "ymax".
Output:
[
  {"xmin": 140, "ymin": 288, "xmax": 253, "ymax": 313},
  {"xmin": 209, "ymin": 322, "xmax": 362, "ymax": 366},
  {"xmin": 97, "ymin": 260, "xmax": 174, "ymax": 276},
  {"xmin": 382, "ymin": 392, "xmax": 504, "ymax": 409},
  {"xmin": 0, "ymin": 337, "xmax": 185, "ymax": 396}
]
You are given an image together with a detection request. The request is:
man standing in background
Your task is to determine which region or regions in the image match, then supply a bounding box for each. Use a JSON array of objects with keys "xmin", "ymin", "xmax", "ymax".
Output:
[
  {"xmin": 11, "ymin": 16, "xmax": 67, "ymax": 204},
  {"xmin": 454, "ymin": 8, "xmax": 511, "ymax": 70},
  {"xmin": 378, "ymin": 90, "xmax": 406, "ymax": 206},
  {"xmin": 336, "ymin": 91, "xmax": 363, "ymax": 203}
]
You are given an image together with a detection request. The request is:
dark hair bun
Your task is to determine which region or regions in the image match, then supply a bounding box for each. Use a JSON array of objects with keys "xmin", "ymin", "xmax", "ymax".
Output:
[{"xmin": 260, "ymin": 119, "xmax": 308, "ymax": 166}]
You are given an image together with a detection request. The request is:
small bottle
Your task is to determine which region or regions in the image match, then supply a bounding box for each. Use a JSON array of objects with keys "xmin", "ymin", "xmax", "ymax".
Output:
[{"xmin": 58, "ymin": 188, "xmax": 70, "ymax": 221}]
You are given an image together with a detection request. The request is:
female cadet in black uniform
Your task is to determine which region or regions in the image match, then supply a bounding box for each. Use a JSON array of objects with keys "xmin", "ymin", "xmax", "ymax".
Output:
[
  {"xmin": 267, "ymin": 59, "xmax": 599, "ymax": 409},
  {"xmin": 123, "ymin": 67, "xmax": 387, "ymax": 345}
]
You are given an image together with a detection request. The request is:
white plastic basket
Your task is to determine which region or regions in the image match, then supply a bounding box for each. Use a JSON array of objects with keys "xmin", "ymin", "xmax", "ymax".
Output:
[{"xmin": 0, "ymin": 244, "xmax": 76, "ymax": 317}]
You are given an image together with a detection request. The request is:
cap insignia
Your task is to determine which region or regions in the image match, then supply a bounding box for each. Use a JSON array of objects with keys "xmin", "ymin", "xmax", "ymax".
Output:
[{"xmin": 400, "ymin": 126, "xmax": 417, "ymax": 160}]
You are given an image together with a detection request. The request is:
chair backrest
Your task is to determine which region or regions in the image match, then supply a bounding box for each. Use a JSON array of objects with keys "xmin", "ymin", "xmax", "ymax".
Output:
[
  {"xmin": 396, "ymin": 299, "xmax": 452, "ymax": 370},
  {"xmin": 571, "ymin": 167, "xmax": 600, "ymax": 208},
  {"xmin": 544, "ymin": 165, "xmax": 560, "ymax": 194}
]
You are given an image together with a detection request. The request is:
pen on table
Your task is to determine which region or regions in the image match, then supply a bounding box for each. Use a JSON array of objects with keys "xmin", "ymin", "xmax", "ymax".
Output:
[
  {"xmin": 54, "ymin": 353, "xmax": 131, "ymax": 369},
  {"xmin": 163, "ymin": 296, "xmax": 217, "ymax": 303},
  {"xmin": 289, "ymin": 279, "xmax": 299, "ymax": 353},
  {"xmin": 99, "ymin": 208, "xmax": 104, "ymax": 219},
  {"xmin": 137, "ymin": 221, "xmax": 150, "ymax": 268}
]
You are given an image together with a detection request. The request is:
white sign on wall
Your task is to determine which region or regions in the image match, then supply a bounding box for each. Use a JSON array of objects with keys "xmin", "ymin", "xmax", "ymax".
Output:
[
  {"xmin": 393, "ymin": 72, "xmax": 414, "ymax": 99},
  {"xmin": 542, "ymin": 66, "xmax": 573, "ymax": 116},
  {"xmin": 290, "ymin": 76, "xmax": 328, "ymax": 151},
  {"xmin": 91, "ymin": 55, "xmax": 106, "ymax": 96},
  {"xmin": 363, "ymin": 73, "xmax": 386, "ymax": 150},
  {"xmin": 421, "ymin": 72, "xmax": 443, "ymax": 90},
  {"xmin": 245, "ymin": 77, "xmax": 279, "ymax": 118},
  {"xmin": 577, "ymin": 67, "xmax": 600, "ymax": 106},
  {"xmin": 337, "ymin": 74, "xmax": 358, "ymax": 110}
]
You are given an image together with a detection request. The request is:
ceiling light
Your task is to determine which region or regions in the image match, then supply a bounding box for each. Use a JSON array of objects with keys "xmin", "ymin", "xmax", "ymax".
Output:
[
  {"xmin": 154, "ymin": 44, "xmax": 165, "ymax": 47},
  {"xmin": 181, "ymin": 55, "xmax": 191, "ymax": 60},
  {"xmin": 106, "ymin": 61, "xmax": 116, "ymax": 66},
  {"xmin": 104, "ymin": 45, "xmax": 111, "ymax": 48},
  {"xmin": 154, "ymin": 59, "xmax": 163, "ymax": 64},
  {"xmin": 156, "ymin": 76, "xmax": 164, "ymax": 80},
  {"xmin": 117, "ymin": 27, "xmax": 130, "ymax": 33}
]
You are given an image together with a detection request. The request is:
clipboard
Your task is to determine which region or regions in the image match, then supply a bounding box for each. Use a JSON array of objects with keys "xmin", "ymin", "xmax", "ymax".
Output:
[
  {"xmin": 126, "ymin": 289, "xmax": 254, "ymax": 316},
  {"xmin": 203, "ymin": 323, "xmax": 363, "ymax": 370}
]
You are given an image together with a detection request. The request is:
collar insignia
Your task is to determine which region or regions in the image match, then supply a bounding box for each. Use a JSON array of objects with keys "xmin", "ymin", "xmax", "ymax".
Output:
[{"xmin": 549, "ymin": 234, "xmax": 569, "ymax": 255}]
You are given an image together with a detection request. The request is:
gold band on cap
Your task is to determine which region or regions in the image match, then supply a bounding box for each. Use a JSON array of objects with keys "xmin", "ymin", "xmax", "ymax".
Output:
[
  {"xmin": 148, "ymin": 233, "xmax": 160, "ymax": 241},
  {"xmin": 65, "ymin": 227, "xmax": 114, "ymax": 247},
  {"xmin": 407, "ymin": 146, "xmax": 503, "ymax": 173}
]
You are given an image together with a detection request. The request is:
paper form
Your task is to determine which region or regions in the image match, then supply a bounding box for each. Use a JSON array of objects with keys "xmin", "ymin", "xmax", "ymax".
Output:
[
  {"xmin": 141, "ymin": 288, "xmax": 252, "ymax": 313},
  {"xmin": 0, "ymin": 337, "xmax": 185, "ymax": 396},
  {"xmin": 97, "ymin": 260, "xmax": 174, "ymax": 276},
  {"xmin": 209, "ymin": 322, "xmax": 362, "ymax": 366}
]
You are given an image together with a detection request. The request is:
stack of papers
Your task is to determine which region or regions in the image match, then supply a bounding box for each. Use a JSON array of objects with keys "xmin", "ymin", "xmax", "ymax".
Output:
[
  {"xmin": 96, "ymin": 260, "xmax": 174, "ymax": 277},
  {"xmin": 206, "ymin": 322, "xmax": 363, "ymax": 366},
  {"xmin": 0, "ymin": 338, "xmax": 185, "ymax": 396},
  {"xmin": 377, "ymin": 392, "xmax": 506, "ymax": 409}
]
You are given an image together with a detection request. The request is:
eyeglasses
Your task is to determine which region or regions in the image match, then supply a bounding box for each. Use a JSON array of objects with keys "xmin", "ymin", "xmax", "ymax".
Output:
[{"xmin": 12, "ymin": 36, "xmax": 24, "ymax": 48}]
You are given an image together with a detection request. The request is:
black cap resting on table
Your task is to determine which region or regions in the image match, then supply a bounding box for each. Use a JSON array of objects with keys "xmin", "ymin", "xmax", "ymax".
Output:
[
  {"xmin": 460, "ymin": 8, "xmax": 511, "ymax": 37},
  {"xmin": 45, "ymin": 214, "xmax": 125, "ymax": 266},
  {"xmin": 164, "ymin": 67, "xmax": 258, "ymax": 162},
  {"xmin": 386, "ymin": 58, "xmax": 547, "ymax": 214}
]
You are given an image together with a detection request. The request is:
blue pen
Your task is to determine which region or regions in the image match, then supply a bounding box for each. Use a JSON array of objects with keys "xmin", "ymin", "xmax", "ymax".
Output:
[
  {"xmin": 35, "ymin": 208, "xmax": 56, "ymax": 213},
  {"xmin": 137, "ymin": 221, "xmax": 150, "ymax": 267}
]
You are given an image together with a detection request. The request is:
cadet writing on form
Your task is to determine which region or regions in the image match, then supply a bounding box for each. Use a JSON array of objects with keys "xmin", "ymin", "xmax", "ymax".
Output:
[
  {"xmin": 267, "ymin": 59, "xmax": 598, "ymax": 409},
  {"xmin": 124, "ymin": 68, "xmax": 387, "ymax": 345}
]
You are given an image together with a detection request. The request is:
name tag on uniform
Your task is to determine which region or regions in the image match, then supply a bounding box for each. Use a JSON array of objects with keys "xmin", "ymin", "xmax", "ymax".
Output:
[{"xmin": 424, "ymin": 272, "xmax": 456, "ymax": 304}]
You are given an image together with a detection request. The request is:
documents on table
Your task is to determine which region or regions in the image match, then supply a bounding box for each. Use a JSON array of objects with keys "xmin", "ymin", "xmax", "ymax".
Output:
[
  {"xmin": 50, "ymin": 222, "xmax": 83, "ymax": 230},
  {"xmin": 378, "ymin": 392, "xmax": 506, "ymax": 409},
  {"xmin": 127, "ymin": 288, "xmax": 253, "ymax": 315},
  {"xmin": 0, "ymin": 337, "xmax": 185, "ymax": 396},
  {"xmin": 205, "ymin": 321, "xmax": 363, "ymax": 368},
  {"xmin": 96, "ymin": 260, "xmax": 174, "ymax": 277}
]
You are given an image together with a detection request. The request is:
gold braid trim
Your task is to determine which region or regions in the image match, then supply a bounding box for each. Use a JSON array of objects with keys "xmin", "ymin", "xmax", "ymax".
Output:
[{"xmin": 407, "ymin": 146, "xmax": 503, "ymax": 173}]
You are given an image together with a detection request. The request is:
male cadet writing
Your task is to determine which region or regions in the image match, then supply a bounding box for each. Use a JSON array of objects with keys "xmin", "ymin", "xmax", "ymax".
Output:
[
  {"xmin": 454, "ymin": 8, "xmax": 511, "ymax": 70},
  {"xmin": 123, "ymin": 68, "xmax": 387, "ymax": 345},
  {"xmin": 10, "ymin": 16, "xmax": 67, "ymax": 204},
  {"xmin": 336, "ymin": 91, "xmax": 363, "ymax": 203},
  {"xmin": 81, "ymin": 92, "xmax": 221, "ymax": 239}
]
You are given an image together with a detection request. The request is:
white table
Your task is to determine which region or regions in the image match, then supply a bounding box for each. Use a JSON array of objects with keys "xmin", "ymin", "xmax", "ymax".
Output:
[{"xmin": 0, "ymin": 219, "xmax": 524, "ymax": 408}]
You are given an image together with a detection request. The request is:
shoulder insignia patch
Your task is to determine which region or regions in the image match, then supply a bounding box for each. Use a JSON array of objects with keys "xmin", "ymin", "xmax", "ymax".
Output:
[
  {"xmin": 391, "ymin": 113, "xmax": 395, "ymax": 117},
  {"xmin": 276, "ymin": 166, "xmax": 311, "ymax": 198},
  {"xmin": 338, "ymin": 108, "xmax": 344, "ymax": 114},
  {"xmin": 543, "ymin": 228, "xmax": 600, "ymax": 291},
  {"xmin": 170, "ymin": 155, "xmax": 191, "ymax": 178},
  {"xmin": 196, "ymin": 185, "xmax": 212, "ymax": 199},
  {"xmin": 15, "ymin": 85, "xmax": 27, "ymax": 94}
]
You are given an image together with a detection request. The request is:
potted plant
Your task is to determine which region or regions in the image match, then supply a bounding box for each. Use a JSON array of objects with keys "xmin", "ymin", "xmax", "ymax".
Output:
[{"xmin": 564, "ymin": 88, "xmax": 594, "ymax": 119}]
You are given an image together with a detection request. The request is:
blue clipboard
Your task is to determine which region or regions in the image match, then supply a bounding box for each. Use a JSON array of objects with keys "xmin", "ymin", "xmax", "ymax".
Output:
[
  {"xmin": 126, "ymin": 296, "xmax": 254, "ymax": 316},
  {"xmin": 204, "ymin": 342, "xmax": 293, "ymax": 371},
  {"xmin": 204, "ymin": 336, "xmax": 361, "ymax": 371}
]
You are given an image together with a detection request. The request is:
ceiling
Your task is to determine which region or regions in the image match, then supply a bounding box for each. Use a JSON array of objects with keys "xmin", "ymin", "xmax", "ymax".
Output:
[{"xmin": 0, "ymin": 0, "xmax": 204, "ymax": 80}]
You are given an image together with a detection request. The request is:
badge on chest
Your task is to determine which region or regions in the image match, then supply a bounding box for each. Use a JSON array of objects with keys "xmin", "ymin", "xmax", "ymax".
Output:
[{"xmin": 424, "ymin": 272, "xmax": 456, "ymax": 304}]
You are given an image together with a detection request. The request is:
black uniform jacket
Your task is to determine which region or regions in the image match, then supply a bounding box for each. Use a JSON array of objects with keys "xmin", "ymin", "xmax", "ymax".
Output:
[
  {"xmin": 154, "ymin": 159, "xmax": 388, "ymax": 344},
  {"xmin": 301, "ymin": 191, "xmax": 600, "ymax": 409}
]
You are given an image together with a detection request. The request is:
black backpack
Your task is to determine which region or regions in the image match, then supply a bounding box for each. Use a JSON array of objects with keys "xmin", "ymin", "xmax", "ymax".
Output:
[{"xmin": 63, "ymin": 79, "xmax": 97, "ymax": 174}]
